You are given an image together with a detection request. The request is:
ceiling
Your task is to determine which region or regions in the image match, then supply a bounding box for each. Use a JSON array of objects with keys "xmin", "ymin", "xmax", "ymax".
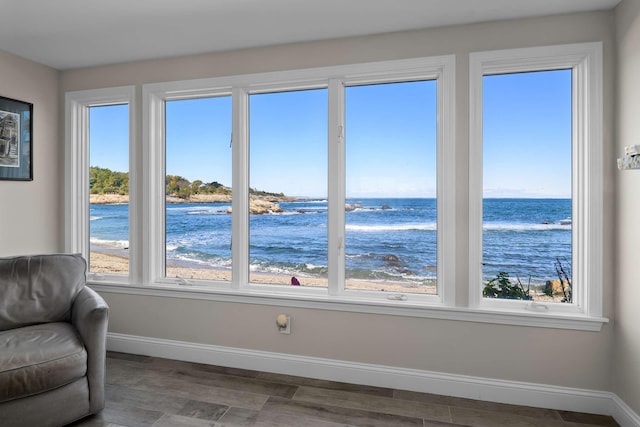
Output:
[{"xmin": 0, "ymin": 0, "xmax": 620, "ymax": 70}]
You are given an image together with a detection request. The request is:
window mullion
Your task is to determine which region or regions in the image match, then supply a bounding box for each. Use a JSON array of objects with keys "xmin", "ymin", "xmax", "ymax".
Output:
[
  {"xmin": 142, "ymin": 88, "xmax": 166, "ymax": 285},
  {"xmin": 64, "ymin": 98, "xmax": 91, "ymax": 257},
  {"xmin": 127, "ymin": 87, "xmax": 140, "ymax": 284},
  {"xmin": 468, "ymin": 60, "xmax": 484, "ymax": 308},
  {"xmin": 437, "ymin": 59, "xmax": 456, "ymax": 307},
  {"xmin": 232, "ymin": 87, "xmax": 250, "ymax": 289},
  {"xmin": 327, "ymin": 79, "xmax": 345, "ymax": 296},
  {"xmin": 573, "ymin": 49, "xmax": 604, "ymax": 318}
]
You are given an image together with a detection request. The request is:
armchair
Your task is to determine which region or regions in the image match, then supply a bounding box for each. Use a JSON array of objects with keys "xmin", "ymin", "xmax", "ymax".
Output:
[{"xmin": 0, "ymin": 254, "xmax": 109, "ymax": 427}]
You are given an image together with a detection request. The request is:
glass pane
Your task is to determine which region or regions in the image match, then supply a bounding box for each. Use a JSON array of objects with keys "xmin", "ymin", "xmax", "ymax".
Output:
[
  {"xmin": 89, "ymin": 104, "xmax": 129, "ymax": 275},
  {"xmin": 482, "ymin": 70, "xmax": 572, "ymax": 302},
  {"xmin": 249, "ymin": 89, "xmax": 328, "ymax": 287},
  {"xmin": 165, "ymin": 96, "xmax": 232, "ymax": 281},
  {"xmin": 345, "ymin": 80, "xmax": 437, "ymax": 294}
]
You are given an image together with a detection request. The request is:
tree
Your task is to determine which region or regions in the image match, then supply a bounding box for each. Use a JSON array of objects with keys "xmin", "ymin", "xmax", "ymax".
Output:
[{"xmin": 89, "ymin": 166, "xmax": 128, "ymax": 195}]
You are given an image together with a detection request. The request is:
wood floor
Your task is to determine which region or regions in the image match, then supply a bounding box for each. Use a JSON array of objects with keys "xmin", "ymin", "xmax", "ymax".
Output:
[{"xmin": 70, "ymin": 352, "xmax": 620, "ymax": 427}]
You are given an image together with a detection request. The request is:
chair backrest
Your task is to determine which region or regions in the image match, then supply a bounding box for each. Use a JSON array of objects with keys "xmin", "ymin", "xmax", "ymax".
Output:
[{"xmin": 0, "ymin": 254, "xmax": 87, "ymax": 331}]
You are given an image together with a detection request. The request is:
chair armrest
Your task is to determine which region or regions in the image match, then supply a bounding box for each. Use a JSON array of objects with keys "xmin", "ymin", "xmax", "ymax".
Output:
[{"xmin": 71, "ymin": 286, "xmax": 109, "ymax": 413}]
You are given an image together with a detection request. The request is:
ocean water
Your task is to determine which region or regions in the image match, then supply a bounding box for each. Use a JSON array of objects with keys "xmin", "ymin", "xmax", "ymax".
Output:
[
  {"xmin": 482, "ymin": 198, "xmax": 571, "ymax": 284},
  {"xmin": 89, "ymin": 198, "xmax": 571, "ymax": 284}
]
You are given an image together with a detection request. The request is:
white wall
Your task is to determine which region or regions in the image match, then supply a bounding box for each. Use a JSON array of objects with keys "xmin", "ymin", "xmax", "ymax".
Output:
[
  {"xmin": 57, "ymin": 11, "xmax": 616, "ymax": 391},
  {"xmin": 614, "ymin": 0, "xmax": 640, "ymax": 416},
  {"xmin": 0, "ymin": 51, "xmax": 60, "ymax": 256}
]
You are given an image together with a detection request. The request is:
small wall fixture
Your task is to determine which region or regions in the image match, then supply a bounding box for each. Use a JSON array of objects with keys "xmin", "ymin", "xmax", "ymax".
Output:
[
  {"xmin": 276, "ymin": 314, "xmax": 291, "ymax": 334},
  {"xmin": 618, "ymin": 145, "xmax": 640, "ymax": 170}
]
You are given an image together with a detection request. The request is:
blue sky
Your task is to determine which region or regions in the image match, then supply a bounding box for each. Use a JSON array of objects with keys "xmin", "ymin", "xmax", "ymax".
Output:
[
  {"xmin": 89, "ymin": 104, "xmax": 129, "ymax": 173},
  {"xmin": 166, "ymin": 97, "xmax": 233, "ymax": 187},
  {"xmin": 346, "ymin": 81, "xmax": 436, "ymax": 198},
  {"xmin": 249, "ymin": 89, "xmax": 327, "ymax": 197},
  {"xmin": 483, "ymin": 69, "xmax": 572, "ymax": 198},
  {"xmin": 89, "ymin": 70, "xmax": 572, "ymax": 199}
]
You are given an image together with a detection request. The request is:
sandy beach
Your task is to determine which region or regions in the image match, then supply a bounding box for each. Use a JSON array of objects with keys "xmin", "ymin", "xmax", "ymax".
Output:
[
  {"xmin": 89, "ymin": 251, "xmax": 569, "ymax": 301},
  {"xmin": 89, "ymin": 250, "xmax": 437, "ymax": 294}
]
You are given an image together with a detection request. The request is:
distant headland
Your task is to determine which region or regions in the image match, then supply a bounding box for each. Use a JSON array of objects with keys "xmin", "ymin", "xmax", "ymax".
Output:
[{"xmin": 89, "ymin": 166, "xmax": 294, "ymax": 214}]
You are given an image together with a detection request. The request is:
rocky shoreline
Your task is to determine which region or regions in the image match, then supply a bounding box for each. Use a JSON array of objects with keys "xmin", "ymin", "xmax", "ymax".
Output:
[{"xmin": 90, "ymin": 193, "xmax": 291, "ymax": 214}]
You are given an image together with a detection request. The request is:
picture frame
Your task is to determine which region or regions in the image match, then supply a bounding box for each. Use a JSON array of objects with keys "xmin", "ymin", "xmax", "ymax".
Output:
[{"xmin": 0, "ymin": 95, "xmax": 33, "ymax": 181}]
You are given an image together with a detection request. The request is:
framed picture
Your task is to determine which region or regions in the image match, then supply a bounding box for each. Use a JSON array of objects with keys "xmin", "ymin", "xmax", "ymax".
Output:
[{"xmin": 0, "ymin": 95, "xmax": 32, "ymax": 181}]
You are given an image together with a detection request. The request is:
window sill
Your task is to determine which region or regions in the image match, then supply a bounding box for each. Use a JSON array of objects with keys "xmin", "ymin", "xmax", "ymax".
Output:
[{"xmin": 88, "ymin": 281, "xmax": 608, "ymax": 332}]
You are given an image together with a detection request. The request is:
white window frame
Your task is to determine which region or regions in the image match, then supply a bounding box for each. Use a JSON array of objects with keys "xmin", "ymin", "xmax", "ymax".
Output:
[
  {"xmin": 337, "ymin": 75, "xmax": 454, "ymax": 304},
  {"xmin": 65, "ymin": 86, "xmax": 137, "ymax": 284},
  {"xmin": 469, "ymin": 42, "xmax": 604, "ymax": 318},
  {"xmin": 142, "ymin": 57, "xmax": 456, "ymax": 307},
  {"xmin": 64, "ymin": 51, "xmax": 609, "ymax": 331}
]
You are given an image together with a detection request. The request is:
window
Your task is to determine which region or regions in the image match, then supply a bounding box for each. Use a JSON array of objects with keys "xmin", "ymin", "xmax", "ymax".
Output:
[
  {"xmin": 165, "ymin": 96, "xmax": 233, "ymax": 281},
  {"xmin": 89, "ymin": 104, "xmax": 130, "ymax": 275},
  {"xmin": 345, "ymin": 81, "xmax": 438, "ymax": 295},
  {"xmin": 248, "ymin": 89, "xmax": 328, "ymax": 287},
  {"xmin": 65, "ymin": 86, "xmax": 135, "ymax": 284},
  {"xmin": 482, "ymin": 70, "xmax": 572, "ymax": 304},
  {"xmin": 469, "ymin": 43, "xmax": 603, "ymax": 318},
  {"xmin": 141, "ymin": 58, "xmax": 454, "ymax": 303},
  {"xmin": 66, "ymin": 46, "xmax": 604, "ymax": 330}
]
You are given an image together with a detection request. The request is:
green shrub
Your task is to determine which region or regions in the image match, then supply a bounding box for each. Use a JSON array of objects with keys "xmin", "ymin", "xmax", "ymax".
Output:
[{"xmin": 483, "ymin": 272, "xmax": 532, "ymax": 300}]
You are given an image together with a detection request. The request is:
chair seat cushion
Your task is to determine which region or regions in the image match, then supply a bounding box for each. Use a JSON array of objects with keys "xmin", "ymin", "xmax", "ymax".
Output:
[{"xmin": 0, "ymin": 322, "xmax": 87, "ymax": 402}]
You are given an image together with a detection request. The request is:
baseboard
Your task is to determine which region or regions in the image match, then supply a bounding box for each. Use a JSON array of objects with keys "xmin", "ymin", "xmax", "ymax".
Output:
[
  {"xmin": 107, "ymin": 333, "xmax": 639, "ymax": 427},
  {"xmin": 612, "ymin": 394, "xmax": 640, "ymax": 427}
]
